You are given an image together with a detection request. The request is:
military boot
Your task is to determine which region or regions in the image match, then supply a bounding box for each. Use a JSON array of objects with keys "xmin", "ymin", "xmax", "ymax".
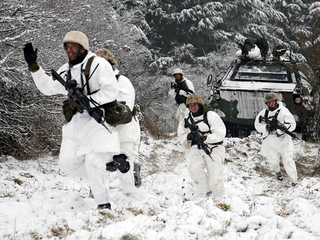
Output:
[{"xmin": 276, "ymin": 171, "xmax": 284, "ymax": 181}]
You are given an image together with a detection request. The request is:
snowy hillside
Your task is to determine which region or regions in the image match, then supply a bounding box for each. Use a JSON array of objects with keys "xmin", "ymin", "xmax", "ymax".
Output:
[{"xmin": 1, "ymin": 132, "xmax": 320, "ymax": 240}]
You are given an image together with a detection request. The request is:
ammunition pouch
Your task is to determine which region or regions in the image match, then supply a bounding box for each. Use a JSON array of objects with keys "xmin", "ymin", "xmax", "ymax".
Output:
[
  {"xmin": 101, "ymin": 100, "xmax": 132, "ymax": 126},
  {"xmin": 62, "ymin": 98, "xmax": 83, "ymax": 122}
]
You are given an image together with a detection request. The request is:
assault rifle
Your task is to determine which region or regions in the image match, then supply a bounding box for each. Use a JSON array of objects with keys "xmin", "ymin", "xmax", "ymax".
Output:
[
  {"xmin": 259, "ymin": 116, "xmax": 297, "ymax": 139},
  {"xmin": 51, "ymin": 69, "xmax": 111, "ymax": 133},
  {"xmin": 171, "ymin": 82, "xmax": 194, "ymax": 94},
  {"xmin": 184, "ymin": 118, "xmax": 213, "ymax": 161}
]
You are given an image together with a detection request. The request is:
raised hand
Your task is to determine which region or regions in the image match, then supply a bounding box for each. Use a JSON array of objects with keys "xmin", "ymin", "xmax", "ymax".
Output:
[{"xmin": 23, "ymin": 42, "xmax": 38, "ymax": 64}]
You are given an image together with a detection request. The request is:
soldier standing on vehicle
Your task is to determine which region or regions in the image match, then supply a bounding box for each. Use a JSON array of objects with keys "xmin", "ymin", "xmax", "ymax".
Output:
[
  {"xmin": 23, "ymin": 31, "xmax": 129, "ymax": 210},
  {"xmin": 168, "ymin": 68, "xmax": 195, "ymax": 125},
  {"xmin": 236, "ymin": 38, "xmax": 261, "ymax": 60},
  {"xmin": 95, "ymin": 48, "xmax": 142, "ymax": 188},
  {"xmin": 254, "ymin": 92, "xmax": 298, "ymax": 186},
  {"xmin": 178, "ymin": 94, "xmax": 226, "ymax": 197}
]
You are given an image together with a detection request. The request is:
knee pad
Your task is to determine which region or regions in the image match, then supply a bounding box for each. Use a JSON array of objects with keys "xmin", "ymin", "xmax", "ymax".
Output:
[{"xmin": 113, "ymin": 154, "xmax": 130, "ymax": 173}]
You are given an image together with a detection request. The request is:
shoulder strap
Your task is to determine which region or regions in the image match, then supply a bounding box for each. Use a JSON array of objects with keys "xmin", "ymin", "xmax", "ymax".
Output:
[
  {"xmin": 274, "ymin": 109, "xmax": 281, "ymax": 119},
  {"xmin": 265, "ymin": 108, "xmax": 281, "ymax": 120},
  {"xmin": 203, "ymin": 112, "xmax": 212, "ymax": 134},
  {"xmin": 187, "ymin": 113, "xmax": 194, "ymax": 124},
  {"xmin": 186, "ymin": 112, "xmax": 212, "ymax": 134},
  {"xmin": 83, "ymin": 56, "xmax": 95, "ymax": 95}
]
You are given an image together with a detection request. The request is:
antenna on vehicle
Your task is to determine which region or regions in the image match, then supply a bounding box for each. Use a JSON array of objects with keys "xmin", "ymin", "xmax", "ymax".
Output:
[{"xmin": 289, "ymin": 44, "xmax": 292, "ymax": 63}]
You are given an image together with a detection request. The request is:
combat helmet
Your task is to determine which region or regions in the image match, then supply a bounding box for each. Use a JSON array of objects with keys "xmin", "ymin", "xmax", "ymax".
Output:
[
  {"xmin": 265, "ymin": 92, "xmax": 279, "ymax": 104},
  {"xmin": 186, "ymin": 94, "xmax": 204, "ymax": 107},
  {"xmin": 95, "ymin": 48, "xmax": 116, "ymax": 65},
  {"xmin": 63, "ymin": 31, "xmax": 89, "ymax": 51},
  {"xmin": 172, "ymin": 68, "xmax": 183, "ymax": 76}
]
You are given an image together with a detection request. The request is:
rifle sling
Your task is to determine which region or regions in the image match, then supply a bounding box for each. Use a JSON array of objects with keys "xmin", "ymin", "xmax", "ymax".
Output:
[{"xmin": 208, "ymin": 141, "xmax": 223, "ymax": 146}]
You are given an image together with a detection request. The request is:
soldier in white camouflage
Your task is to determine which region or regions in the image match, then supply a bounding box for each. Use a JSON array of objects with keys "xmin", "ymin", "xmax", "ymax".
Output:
[
  {"xmin": 168, "ymin": 68, "xmax": 195, "ymax": 126},
  {"xmin": 254, "ymin": 92, "xmax": 298, "ymax": 186},
  {"xmin": 178, "ymin": 94, "xmax": 226, "ymax": 197}
]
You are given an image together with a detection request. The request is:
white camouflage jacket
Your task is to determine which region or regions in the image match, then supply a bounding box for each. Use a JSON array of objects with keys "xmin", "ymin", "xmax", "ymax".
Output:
[
  {"xmin": 254, "ymin": 102, "xmax": 296, "ymax": 139},
  {"xmin": 30, "ymin": 52, "xmax": 120, "ymax": 156},
  {"xmin": 178, "ymin": 110, "xmax": 226, "ymax": 150}
]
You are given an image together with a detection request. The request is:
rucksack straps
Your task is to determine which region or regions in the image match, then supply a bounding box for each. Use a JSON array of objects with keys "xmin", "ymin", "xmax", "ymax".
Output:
[
  {"xmin": 264, "ymin": 109, "xmax": 281, "ymax": 120},
  {"xmin": 81, "ymin": 56, "xmax": 95, "ymax": 95},
  {"xmin": 186, "ymin": 112, "xmax": 212, "ymax": 135}
]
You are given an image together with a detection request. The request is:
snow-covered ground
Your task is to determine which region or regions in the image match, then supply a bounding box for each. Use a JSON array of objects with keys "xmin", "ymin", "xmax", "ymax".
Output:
[{"xmin": 1, "ymin": 132, "xmax": 320, "ymax": 240}]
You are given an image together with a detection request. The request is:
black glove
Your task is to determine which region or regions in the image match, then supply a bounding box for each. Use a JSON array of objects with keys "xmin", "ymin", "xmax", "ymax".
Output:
[{"xmin": 23, "ymin": 43, "xmax": 38, "ymax": 65}]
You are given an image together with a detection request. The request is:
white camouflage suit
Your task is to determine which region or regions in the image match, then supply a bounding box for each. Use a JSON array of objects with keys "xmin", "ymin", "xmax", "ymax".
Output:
[
  {"xmin": 30, "ymin": 51, "xmax": 121, "ymax": 206},
  {"xmin": 168, "ymin": 78, "xmax": 195, "ymax": 124},
  {"xmin": 114, "ymin": 68, "xmax": 141, "ymax": 192},
  {"xmin": 178, "ymin": 111, "xmax": 226, "ymax": 196},
  {"xmin": 254, "ymin": 102, "xmax": 298, "ymax": 183}
]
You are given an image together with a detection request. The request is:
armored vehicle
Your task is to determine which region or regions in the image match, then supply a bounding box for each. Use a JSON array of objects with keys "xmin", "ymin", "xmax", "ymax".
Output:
[{"xmin": 207, "ymin": 58, "xmax": 316, "ymax": 140}]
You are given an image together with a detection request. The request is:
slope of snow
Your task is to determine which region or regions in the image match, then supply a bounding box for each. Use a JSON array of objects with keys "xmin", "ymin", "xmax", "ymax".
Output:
[{"xmin": 1, "ymin": 132, "xmax": 320, "ymax": 240}]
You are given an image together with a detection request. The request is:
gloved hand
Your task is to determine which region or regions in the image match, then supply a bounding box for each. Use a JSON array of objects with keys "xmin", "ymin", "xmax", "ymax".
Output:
[
  {"xmin": 23, "ymin": 43, "xmax": 37, "ymax": 64},
  {"xmin": 187, "ymin": 133, "xmax": 195, "ymax": 141},
  {"xmin": 23, "ymin": 43, "xmax": 39, "ymax": 72},
  {"xmin": 266, "ymin": 124, "xmax": 275, "ymax": 132},
  {"xmin": 65, "ymin": 80, "xmax": 77, "ymax": 90}
]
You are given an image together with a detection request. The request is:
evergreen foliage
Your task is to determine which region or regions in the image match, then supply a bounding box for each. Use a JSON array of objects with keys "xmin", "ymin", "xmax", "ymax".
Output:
[{"xmin": 0, "ymin": 0, "xmax": 319, "ymax": 158}]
